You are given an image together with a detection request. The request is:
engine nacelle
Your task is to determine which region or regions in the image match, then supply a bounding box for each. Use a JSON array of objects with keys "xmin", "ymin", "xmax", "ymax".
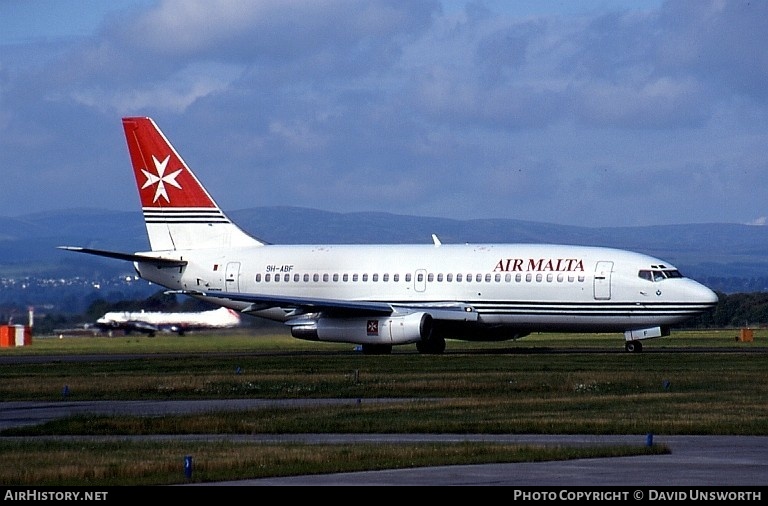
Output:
[{"xmin": 291, "ymin": 312, "xmax": 433, "ymax": 345}]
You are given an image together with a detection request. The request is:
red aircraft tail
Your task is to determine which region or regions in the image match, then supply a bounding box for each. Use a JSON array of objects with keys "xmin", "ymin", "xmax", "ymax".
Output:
[{"xmin": 122, "ymin": 117, "xmax": 264, "ymax": 250}]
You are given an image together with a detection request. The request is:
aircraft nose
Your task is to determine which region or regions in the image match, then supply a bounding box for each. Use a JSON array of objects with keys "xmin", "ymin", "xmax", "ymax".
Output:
[{"xmin": 693, "ymin": 281, "xmax": 719, "ymax": 308}]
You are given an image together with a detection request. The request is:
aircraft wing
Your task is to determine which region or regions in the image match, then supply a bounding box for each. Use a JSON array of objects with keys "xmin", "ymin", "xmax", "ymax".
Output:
[
  {"xmin": 176, "ymin": 290, "xmax": 477, "ymax": 321},
  {"xmin": 176, "ymin": 290, "xmax": 393, "ymax": 316},
  {"xmin": 122, "ymin": 321, "xmax": 160, "ymax": 334}
]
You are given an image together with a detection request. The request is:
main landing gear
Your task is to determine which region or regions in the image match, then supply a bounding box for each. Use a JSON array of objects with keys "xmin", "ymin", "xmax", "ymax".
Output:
[
  {"xmin": 361, "ymin": 343, "xmax": 393, "ymax": 355},
  {"xmin": 625, "ymin": 340, "xmax": 643, "ymax": 353},
  {"xmin": 416, "ymin": 336, "xmax": 446, "ymax": 354}
]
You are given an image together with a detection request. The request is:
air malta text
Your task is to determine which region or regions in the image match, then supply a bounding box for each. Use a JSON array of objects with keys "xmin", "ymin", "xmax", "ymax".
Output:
[{"xmin": 494, "ymin": 258, "xmax": 585, "ymax": 272}]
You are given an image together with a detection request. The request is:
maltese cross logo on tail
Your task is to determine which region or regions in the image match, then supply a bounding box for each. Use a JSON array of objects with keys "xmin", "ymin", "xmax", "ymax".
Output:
[{"xmin": 141, "ymin": 155, "xmax": 183, "ymax": 203}]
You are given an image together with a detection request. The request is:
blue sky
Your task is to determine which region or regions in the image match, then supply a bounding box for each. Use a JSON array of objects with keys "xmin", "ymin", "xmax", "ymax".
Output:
[{"xmin": 1, "ymin": 0, "xmax": 765, "ymax": 228}]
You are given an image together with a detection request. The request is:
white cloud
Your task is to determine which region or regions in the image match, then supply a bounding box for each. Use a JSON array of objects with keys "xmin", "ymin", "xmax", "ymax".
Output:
[{"xmin": 1, "ymin": 0, "xmax": 768, "ymax": 227}]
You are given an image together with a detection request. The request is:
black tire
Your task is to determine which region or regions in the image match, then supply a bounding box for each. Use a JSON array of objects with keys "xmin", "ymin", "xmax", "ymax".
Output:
[
  {"xmin": 361, "ymin": 343, "xmax": 393, "ymax": 355},
  {"xmin": 416, "ymin": 337, "xmax": 446, "ymax": 354},
  {"xmin": 625, "ymin": 341, "xmax": 643, "ymax": 353}
]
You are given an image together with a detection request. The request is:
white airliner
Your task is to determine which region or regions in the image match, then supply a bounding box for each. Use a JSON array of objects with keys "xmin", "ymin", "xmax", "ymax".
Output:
[
  {"xmin": 60, "ymin": 117, "xmax": 718, "ymax": 354},
  {"xmin": 95, "ymin": 306, "xmax": 241, "ymax": 336}
]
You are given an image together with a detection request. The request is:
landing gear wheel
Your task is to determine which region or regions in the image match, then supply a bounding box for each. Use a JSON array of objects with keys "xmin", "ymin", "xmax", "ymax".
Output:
[
  {"xmin": 416, "ymin": 337, "xmax": 446, "ymax": 354},
  {"xmin": 361, "ymin": 344, "xmax": 393, "ymax": 355},
  {"xmin": 625, "ymin": 341, "xmax": 643, "ymax": 353}
]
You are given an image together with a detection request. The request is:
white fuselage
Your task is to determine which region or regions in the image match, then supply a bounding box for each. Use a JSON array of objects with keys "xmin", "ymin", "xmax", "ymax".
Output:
[{"xmin": 134, "ymin": 242, "xmax": 717, "ymax": 338}]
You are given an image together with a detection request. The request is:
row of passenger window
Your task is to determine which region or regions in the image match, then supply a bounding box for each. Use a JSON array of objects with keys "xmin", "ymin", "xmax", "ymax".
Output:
[{"xmin": 255, "ymin": 272, "xmax": 587, "ymax": 283}]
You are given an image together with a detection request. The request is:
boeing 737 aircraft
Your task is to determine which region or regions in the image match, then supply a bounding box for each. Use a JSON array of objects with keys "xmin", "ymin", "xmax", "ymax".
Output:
[
  {"xmin": 60, "ymin": 117, "xmax": 718, "ymax": 354},
  {"xmin": 94, "ymin": 306, "xmax": 241, "ymax": 336}
]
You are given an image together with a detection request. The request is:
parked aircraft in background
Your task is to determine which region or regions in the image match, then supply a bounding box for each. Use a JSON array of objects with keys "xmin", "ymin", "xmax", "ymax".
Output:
[
  {"xmin": 94, "ymin": 306, "xmax": 241, "ymax": 336},
  {"xmin": 60, "ymin": 117, "xmax": 718, "ymax": 354}
]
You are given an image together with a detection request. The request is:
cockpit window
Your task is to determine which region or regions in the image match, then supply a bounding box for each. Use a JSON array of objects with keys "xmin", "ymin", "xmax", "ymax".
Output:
[{"xmin": 638, "ymin": 269, "xmax": 683, "ymax": 282}]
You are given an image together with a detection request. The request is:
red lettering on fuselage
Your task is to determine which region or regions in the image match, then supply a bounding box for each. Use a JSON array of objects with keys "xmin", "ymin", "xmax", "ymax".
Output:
[{"xmin": 493, "ymin": 258, "xmax": 584, "ymax": 272}]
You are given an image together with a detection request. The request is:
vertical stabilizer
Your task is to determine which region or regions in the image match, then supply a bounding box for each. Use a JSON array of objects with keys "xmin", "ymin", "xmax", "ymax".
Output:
[{"xmin": 122, "ymin": 117, "xmax": 264, "ymax": 251}]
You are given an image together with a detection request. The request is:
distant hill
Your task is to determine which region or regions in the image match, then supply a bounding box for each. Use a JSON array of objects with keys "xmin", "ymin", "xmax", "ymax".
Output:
[{"xmin": 1, "ymin": 207, "xmax": 768, "ymax": 311}]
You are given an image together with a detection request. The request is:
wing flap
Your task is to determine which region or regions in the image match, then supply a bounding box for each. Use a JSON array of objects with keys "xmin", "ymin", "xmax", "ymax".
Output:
[{"xmin": 393, "ymin": 303, "xmax": 479, "ymax": 322}]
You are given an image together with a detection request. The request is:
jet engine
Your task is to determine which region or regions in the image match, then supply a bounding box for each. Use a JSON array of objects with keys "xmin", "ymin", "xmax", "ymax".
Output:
[{"xmin": 291, "ymin": 312, "xmax": 433, "ymax": 345}]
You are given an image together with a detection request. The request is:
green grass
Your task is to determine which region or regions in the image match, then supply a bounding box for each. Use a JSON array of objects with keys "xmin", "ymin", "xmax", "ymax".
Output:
[
  {"xmin": 14, "ymin": 326, "xmax": 765, "ymax": 355},
  {"xmin": 0, "ymin": 440, "xmax": 668, "ymax": 486},
  {"xmin": 0, "ymin": 328, "xmax": 765, "ymax": 484}
]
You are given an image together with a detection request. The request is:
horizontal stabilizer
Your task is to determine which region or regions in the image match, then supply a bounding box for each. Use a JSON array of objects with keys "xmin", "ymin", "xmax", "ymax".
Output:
[{"xmin": 57, "ymin": 246, "xmax": 188, "ymax": 267}]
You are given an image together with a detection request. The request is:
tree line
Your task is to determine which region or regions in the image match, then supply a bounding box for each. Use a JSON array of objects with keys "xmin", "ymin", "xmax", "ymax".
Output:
[{"xmin": 685, "ymin": 291, "xmax": 768, "ymax": 329}]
